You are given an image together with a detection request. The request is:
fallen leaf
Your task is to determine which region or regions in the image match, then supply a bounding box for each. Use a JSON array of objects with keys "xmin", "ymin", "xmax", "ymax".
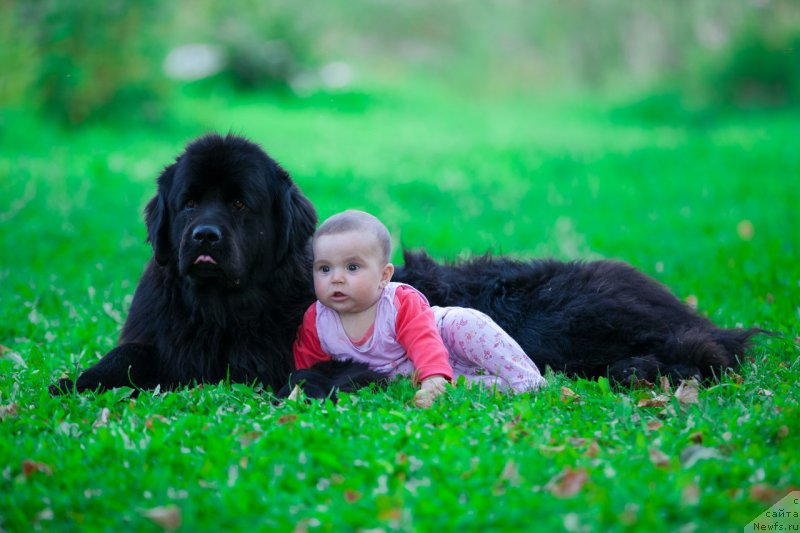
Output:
[
  {"xmin": 680, "ymin": 445, "xmax": 722, "ymax": 468},
  {"xmin": 22, "ymin": 460, "xmax": 52, "ymax": 478},
  {"xmin": 688, "ymin": 432, "xmax": 703, "ymax": 444},
  {"xmin": 737, "ymin": 219, "xmax": 754, "ymax": 241},
  {"xmin": 343, "ymin": 489, "xmax": 361, "ymax": 503},
  {"xmin": 0, "ymin": 403, "xmax": 18, "ymax": 419},
  {"xmin": 685, "ymin": 294, "xmax": 698, "ymax": 309},
  {"xmin": 646, "ymin": 420, "xmax": 663, "ymax": 432},
  {"xmin": 560, "ymin": 387, "xmax": 580, "ymax": 403},
  {"xmin": 92, "ymin": 408, "xmax": 111, "ymax": 428},
  {"xmin": 637, "ymin": 395, "xmax": 669, "ymax": 408},
  {"xmin": 749, "ymin": 484, "xmax": 783, "ymax": 505},
  {"xmin": 140, "ymin": 505, "xmax": 181, "ymax": 531},
  {"xmin": 0, "ymin": 345, "xmax": 26, "ymax": 367},
  {"xmin": 145, "ymin": 415, "xmax": 169, "ymax": 429},
  {"xmin": 648, "ymin": 448, "xmax": 670, "ymax": 468},
  {"xmin": 499, "ymin": 460, "xmax": 522, "ymax": 486},
  {"xmin": 286, "ymin": 385, "xmax": 302, "ymax": 401},
  {"xmin": 277, "ymin": 414, "xmax": 298, "ymax": 426},
  {"xmin": 674, "ymin": 380, "xmax": 699, "ymax": 405},
  {"xmin": 660, "ymin": 376, "xmax": 671, "ymax": 394},
  {"xmin": 547, "ymin": 467, "xmax": 588, "ymax": 498},
  {"xmin": 682, "ymin": 483, "xmax": 701, "ymax": 505},
  {"xmin": 758, "ymin": 388, "xmax": 774, "ymax": 397},
  {"xmin": 632, "ymin": 378, "xmax": 654, "ymax": 390},
  {"xmin": 584, "ymin": 440, "xmax": 601, "ymax": 458},
  {"xmin": 539, "ymin": 444, "xmax": 566, "ymax": 455},
  {"xmin": 502, "ymin": 414, "xmax": 522, "ymax": 432},
  {"xmin": 726, "ymin": 370, "xmax": 744, "ymax": 384}
]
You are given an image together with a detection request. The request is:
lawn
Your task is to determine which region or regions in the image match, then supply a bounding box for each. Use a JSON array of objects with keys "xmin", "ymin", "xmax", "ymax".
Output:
[{"xmin": 1, "ymin": 82, "xmax": 798, "ymax": 531}]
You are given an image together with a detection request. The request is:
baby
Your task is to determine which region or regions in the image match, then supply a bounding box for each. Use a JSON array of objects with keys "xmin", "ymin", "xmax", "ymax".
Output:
[{"xmin": 293, "ymin": 210, "xmax": 546, "ymax": 407}]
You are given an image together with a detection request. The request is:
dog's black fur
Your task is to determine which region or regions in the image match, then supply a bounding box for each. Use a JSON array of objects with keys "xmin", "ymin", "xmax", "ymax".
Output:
[{"xmin": 51, "ymin": 133, "xmax": 761, "ymax": 398}]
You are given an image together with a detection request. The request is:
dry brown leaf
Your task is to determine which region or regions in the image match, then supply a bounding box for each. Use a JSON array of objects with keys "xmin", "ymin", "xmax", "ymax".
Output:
[
  {"xmin": 499, "ymin": 460, "xmax": 522, "ymax": 486},
  {"xmin": 277, "ymin": 414, "xmax": 298, "ymax": 426},
  {"xmin": 637, "ymin": 395, "xmax": 669, "ymax": 408},
  {"xmin": 632, "ymin": 378, "xmax": 654, "ymax": 390},
  {"xmin": 674, "ymin": 380, "xmax": 699, "ymax": 405},
  {"xmin": 584, "ymin": 440, "xmax": 601, "ymax": 458},
  {"xmin": 560, "ymin": 387, "xmax": 580, "ymax": 403},
  {"xmin": 140, "ymin": 505, "xmax": 181, "ymax": 531},
  {"xmin": 688, "ymin": 432, "xmax": 703, "ymax": 444},
  {"xmin": 502, "ymin": 414, "xmax": 522, "ymax": 432},
  {"xmin": 660, "ymin": 376, "xmax": 671, "ymax": 394},
  {"xmin": 547, "ymin": 467, "xmax": 588, "ymax": 498},
  {"xmin": 648, "ymin": 448, "xmax": 670, "ymax": 468},
  {"xmin": 343, "ymin": 489, "xmax": 361, "ymax": 503},
  {"xmin": 539, "ymin": 445, "xmax": 567, "ymax": 455},
  {"xmin": 22, "ymin": 460, "xmax": 53, "ymax": 478},
  {"xmin": 726, "ymin": 369, "xmax": 744, "ymax": 384},
  {"xmin": 145, "ymin": 414, "xmax": 169, "ymax": 429},
  {"xmin": 749, "ymin": 484, "xmax": 784, "ymax": 505},
  {"xmin": 737, "ymin": 219, "xmax": 755, "ymax": 241},
  {"xmin": 682, "ymin": 484, "xmax": 701, "ymax": 505},
  {"xmin": 646, "ymin": 420, "xmax": 663, "ymax": 432},
  {"xmin": 0, "ymin": 402, "xmax": 18, "ymax": 419}
]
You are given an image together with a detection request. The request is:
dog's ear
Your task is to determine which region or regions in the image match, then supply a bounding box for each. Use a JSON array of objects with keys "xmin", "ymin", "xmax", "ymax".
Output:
[
  {"xmin": 275, "ymin": 169, "xmax": 317, "ymax": 263},
  {"xmin": 145, "ymin": 164, "xmax": 175, "ymax": 266}
]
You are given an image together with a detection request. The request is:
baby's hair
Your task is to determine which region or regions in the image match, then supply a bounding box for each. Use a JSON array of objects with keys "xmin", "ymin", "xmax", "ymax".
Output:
[{"xmin": 315, "ymin": 210, "xmax": 392, "ymax": 263}]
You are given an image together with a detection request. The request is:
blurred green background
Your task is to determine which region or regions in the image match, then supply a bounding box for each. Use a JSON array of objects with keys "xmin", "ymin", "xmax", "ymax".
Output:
[{"xmin": 2, "ymin": 0, "xmax": 800, "ymax": 125}]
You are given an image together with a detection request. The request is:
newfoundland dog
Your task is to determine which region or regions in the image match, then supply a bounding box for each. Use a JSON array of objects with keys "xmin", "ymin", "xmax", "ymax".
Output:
[{"xmin": 51, "ymin": 134, "xmax": 761, "ymax": 397}]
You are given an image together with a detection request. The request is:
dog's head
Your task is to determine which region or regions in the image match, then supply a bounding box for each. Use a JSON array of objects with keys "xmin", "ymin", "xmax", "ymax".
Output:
[{"xmin": 145, "ymin": 134, "xmax": 317, "ymax": 289}]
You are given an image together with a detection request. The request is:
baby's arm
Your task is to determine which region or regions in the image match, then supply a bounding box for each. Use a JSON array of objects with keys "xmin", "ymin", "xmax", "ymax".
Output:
[{"xmin": 394, "ymin": 286, "xmax": 454, "ymax": 408}]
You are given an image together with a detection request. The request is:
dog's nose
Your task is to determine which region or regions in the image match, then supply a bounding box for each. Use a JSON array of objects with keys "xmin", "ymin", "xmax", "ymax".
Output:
[{"xmin": 192, "ymin": 225, "xmax": 222, "ymax": 244}]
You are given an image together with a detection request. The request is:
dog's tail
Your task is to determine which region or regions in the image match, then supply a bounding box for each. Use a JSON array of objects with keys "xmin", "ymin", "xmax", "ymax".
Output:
[{"xmin": 661, "ymin": 326, "xmax": 766, "ymax": 380}]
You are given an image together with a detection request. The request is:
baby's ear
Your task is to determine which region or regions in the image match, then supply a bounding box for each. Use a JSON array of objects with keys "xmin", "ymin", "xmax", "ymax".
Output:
[{"xmin": 382, "ymin": 263, "xmax": 395, "ymax": 285}]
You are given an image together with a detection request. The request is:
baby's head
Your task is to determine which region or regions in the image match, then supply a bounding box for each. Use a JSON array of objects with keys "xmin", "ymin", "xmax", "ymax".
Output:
[
  {"xmin": 314, "ymin": 210, "xmax": 392, "ymax": 264},
  {"xmin": 311, "ymin": 210, "xmax": 395, "ymax": 311}
]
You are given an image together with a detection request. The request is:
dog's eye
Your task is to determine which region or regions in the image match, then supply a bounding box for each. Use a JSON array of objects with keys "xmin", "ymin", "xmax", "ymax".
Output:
[
  {"xmin": 232, "ymin": 200, "xmax": 246, "ymax": 211},
  {"xmin": 185, "ymin": 199, "xmax": 197, "ymax": 210}
]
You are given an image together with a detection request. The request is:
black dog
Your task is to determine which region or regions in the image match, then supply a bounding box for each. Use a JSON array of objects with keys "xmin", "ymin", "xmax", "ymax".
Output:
[
  {"xmin": 51, "ymin": 134, "xmax": 760, "ymax": 398},
  {"xmin": 51, "ymin": 133, "xmax": 381, "ymax": 396}
]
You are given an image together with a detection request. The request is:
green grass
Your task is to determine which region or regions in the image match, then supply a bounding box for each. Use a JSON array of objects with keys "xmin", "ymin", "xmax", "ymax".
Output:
[{"xmin": 1, "ymin": 82, "xmax": 798, "ymax": 532}]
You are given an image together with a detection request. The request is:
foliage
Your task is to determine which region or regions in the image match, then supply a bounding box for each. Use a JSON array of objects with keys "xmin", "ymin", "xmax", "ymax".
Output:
[
  {"xmin": 1, "ymin": 81, "xmax": 798, "ymax": 530},
  {"xmin": 4, "ymin": 0, "xmax": 800, "ymax": 126},
  {"xmin": 2, "ymin": 0, "xmax": 172, "ymax": 124}
]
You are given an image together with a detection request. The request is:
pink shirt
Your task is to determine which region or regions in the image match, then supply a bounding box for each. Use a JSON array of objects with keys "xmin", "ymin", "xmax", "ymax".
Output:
[{"xmin": 293, "ymin": 283, "xmax": 454, "ymax": 383}]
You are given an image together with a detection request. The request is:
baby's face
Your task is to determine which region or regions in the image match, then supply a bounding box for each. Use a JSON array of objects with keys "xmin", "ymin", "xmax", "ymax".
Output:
[{"xmin": 312, "ymin": 231, "xmax": 391, "ymax": 316}]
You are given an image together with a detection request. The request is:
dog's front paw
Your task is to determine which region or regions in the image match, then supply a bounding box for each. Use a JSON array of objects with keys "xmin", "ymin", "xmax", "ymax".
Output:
[{"xmin": 49, "ymin": 378, "xmax": 75, "ymax": 396}]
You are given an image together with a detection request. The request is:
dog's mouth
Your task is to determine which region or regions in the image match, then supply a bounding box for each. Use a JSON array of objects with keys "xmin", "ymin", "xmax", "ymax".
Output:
[
  {"xmin": 184, "ymin": 252, "xmax": 242, "ymax": 288},
  {"xmin": 188, "ymin": 253, "xmax": 223, "ymax": 277},
  {"xmin": 194, "ymin": 255, "xmax": 217, "ymax": 265}
]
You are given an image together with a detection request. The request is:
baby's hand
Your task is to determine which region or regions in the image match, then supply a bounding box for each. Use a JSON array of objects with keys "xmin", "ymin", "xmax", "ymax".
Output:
[{"xmin": 413, "ymin": 375, "xmax": 449, "ymax": 408}]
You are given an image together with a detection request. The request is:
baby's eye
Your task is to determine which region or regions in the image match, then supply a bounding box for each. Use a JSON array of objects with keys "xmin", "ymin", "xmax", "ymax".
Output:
[
  {"xmin": 347, "ymin": 264, "xmax": 360, "ymax": 271},
  {"xmin": 318, "ymin": 265, "xmax": 330, "ymax": 273}
]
